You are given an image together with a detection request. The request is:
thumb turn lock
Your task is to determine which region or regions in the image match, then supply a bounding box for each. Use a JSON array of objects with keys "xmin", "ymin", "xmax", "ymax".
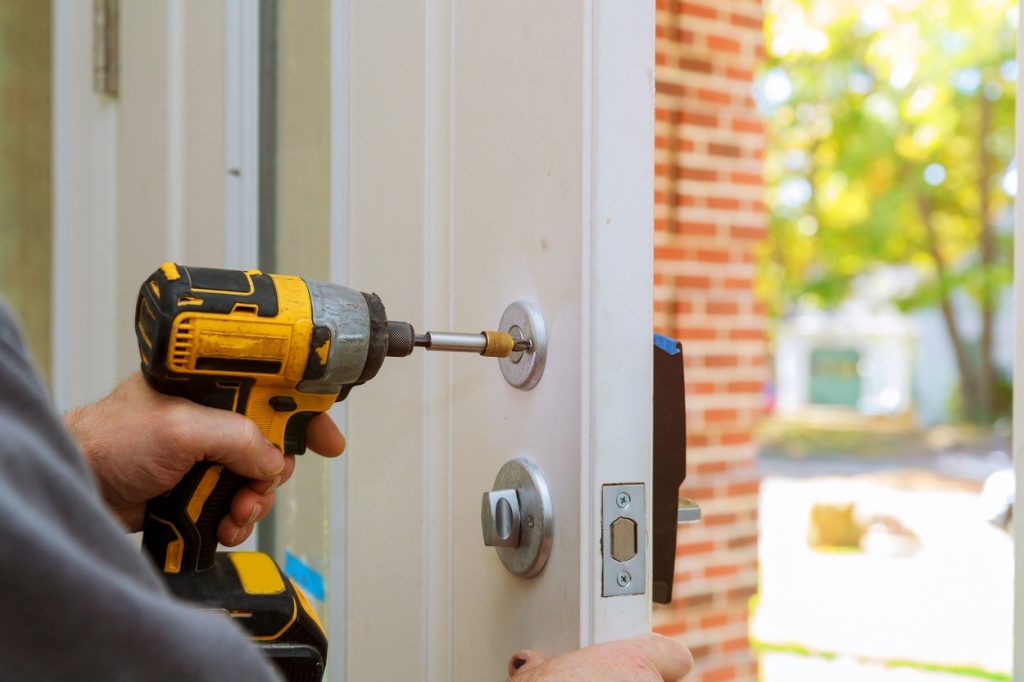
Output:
[
  {"xmin": 482, "ymin": 489, "xmax": 521, "ymax": 547},
  {"xmin": 480, "ymin": 457, "xmax": 553, "ymax": 578}
]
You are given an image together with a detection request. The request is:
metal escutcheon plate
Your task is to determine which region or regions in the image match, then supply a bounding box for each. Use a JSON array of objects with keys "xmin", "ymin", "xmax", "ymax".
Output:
[
  {"xmin": 492, "ymin": 457, "xmax": 553, "ymax": 578},
  {"xmin": 497, "ymin": 301, "xmax": 547, "ymax": 390}
]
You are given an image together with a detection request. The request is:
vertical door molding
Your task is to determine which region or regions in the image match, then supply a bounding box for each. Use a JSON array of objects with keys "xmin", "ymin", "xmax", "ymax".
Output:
[
  {"xmin": 166, "ymin": 0, "xmax": 185, "ymax": 262},
  {"xmin": 327, "ymin": 1, "xmax": 351, "ymax": 679},
  {"xmin": 582, "ymin": 0, "xmax": 656, "ymax": 645},
  {"xmin": 181, "ymin": 2, "xmax": 227, "ymax": 267},
  {"xmin": 422, "ymin": 0, "xmax": 455, "ymax": 678},
  {"xmin": 224, "ymin": 0, "xmax": 260, "ymax": 269}
]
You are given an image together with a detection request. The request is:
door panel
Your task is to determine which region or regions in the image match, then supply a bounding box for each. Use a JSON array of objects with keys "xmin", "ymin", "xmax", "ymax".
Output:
[
  {"xmin": 346, "ymin": 3, "xmax": 430, "ymax": 678},
  {"xmin": 448, "ymin": 1, "xmax": 585, "ymax": 675},
  {"xmin": 345, "ymin": 1, "xmax": 653, "ymax": 679}
]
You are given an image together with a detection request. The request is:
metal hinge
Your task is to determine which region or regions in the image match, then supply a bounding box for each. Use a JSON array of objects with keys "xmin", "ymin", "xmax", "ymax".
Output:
[{"xmin": 93, "ymin": 0, "xmax": 119, "ymax": 96}]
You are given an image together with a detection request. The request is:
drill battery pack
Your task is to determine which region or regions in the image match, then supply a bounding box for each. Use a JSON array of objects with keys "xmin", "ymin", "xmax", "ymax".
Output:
[{"xmin": 162, "ymin": 552, "xmax": 328, "ymax": 682}]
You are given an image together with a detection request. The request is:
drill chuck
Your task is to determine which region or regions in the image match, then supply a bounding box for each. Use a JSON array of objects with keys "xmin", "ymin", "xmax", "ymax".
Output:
[{"xmin": 385, "ymin": 321, "xmax": 416, "ymax": 357}]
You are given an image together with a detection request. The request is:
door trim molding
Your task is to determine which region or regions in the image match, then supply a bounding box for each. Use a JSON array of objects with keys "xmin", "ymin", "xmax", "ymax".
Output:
[
  {"xmin": 327, "ymin": 0, "xmax": 351, "ymax": 678},
  {"xmin": 581, "ymin": 0, "xmax": 656, "ymax": 645},
  {"xmin": 224, "ymin": 0, "xmax": 260, "ymax": 269}
]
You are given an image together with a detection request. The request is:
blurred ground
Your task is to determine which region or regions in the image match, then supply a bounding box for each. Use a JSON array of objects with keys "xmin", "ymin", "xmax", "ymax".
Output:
[{"xmin": 753, "ymin": 431, "xmax": 1013, "ymax": 681}]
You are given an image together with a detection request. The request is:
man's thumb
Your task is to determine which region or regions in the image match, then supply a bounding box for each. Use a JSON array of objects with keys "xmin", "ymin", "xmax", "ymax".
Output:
[{"xmin": 507, "ymin": 650, "xmax": 546, "ymax": 678}]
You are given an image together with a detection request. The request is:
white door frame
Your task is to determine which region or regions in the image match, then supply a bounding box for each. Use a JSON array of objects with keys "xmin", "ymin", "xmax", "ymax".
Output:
[
  {"xmin": 223, "ymin": 0, "xmax": 260, "ymax": 270},
  {"xmin": 582, "ymin": 2, "xmax": 656, "ymax": 643}
]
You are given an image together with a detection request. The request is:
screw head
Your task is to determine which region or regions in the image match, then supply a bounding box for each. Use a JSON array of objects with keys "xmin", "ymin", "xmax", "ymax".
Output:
[
  {"xmin": 616, "ymin": 571, "xmax": 632, "ymax": 588},
  {"xmin": 508, "ymin": 325, "xmax": 526, "ymax": 364},
  {"xmin": 616, "ymin": 492, "xmax": 631, "ymax": 509},
  {"xmin": 527, "ymin": 515, "xmax": 535, "ymax": 529}
]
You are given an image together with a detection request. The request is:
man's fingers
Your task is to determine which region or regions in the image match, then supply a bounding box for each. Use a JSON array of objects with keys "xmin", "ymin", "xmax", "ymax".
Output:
[
  {"xmin": 163, "ymin": 397, "xmax": 338, "ymax": 549},
  {"xmin": 220, "ymin": 486, "xmax": 277, "ymax": 546},
  {"xmin": 306, "ymin": 413, "xmax": 346, "ymax": 457},
  {"xmin": 218, "ymin": 516, "xmax": 255, "ymax": 547},
  {"xmin": 227, "ymin": 487, "xmax": 277, "ymax": 529},
  {"xmin": 247, "ymin": 455, "xmax": 296, "ymax": 495},
  {"xmin": 630, "ymin": 634, "xmax": 693, "ymax": 682},
  {"xmin": 507, "ymin": 650, "xmax": 546, "ymax": 678},
  {"xmin": 173, "ymin": 404, "xmax": 285, "ymax": 480}
]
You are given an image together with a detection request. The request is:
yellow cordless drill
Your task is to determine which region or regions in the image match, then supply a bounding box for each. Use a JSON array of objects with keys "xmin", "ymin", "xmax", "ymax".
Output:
[{"xmin": 135, "ymin": 263, "xmax": 526, "ymax": 680}]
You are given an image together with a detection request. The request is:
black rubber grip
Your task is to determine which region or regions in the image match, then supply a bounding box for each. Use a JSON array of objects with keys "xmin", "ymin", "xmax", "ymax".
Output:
[{"xmin": 142, "ymin": 462, "xmax": 246, "ymax": 573}]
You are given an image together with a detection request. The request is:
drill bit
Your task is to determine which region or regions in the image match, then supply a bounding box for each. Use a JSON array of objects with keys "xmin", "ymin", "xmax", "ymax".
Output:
[
  {"xmin": 385, "ymin": 321, "xmax": 531, "ymax": 359},
  {"xmin": 414, "ymin": 331, "xmax": 532, "ymax": 358}
]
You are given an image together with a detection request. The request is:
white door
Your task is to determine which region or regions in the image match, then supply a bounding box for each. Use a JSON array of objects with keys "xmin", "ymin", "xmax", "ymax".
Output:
[
  {"xmin": 53, "ymin": 2, "xmax": 656, "ymax": 679},
  {"xmin": 339, "ymin": 2, "xmax": 654, "ymax": 679}
]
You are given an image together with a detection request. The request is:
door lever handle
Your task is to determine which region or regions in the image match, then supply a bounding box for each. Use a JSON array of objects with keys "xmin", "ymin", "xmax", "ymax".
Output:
[{"xmin": 677, "ymin": 497, "xmax": 702, "ymax": 524}]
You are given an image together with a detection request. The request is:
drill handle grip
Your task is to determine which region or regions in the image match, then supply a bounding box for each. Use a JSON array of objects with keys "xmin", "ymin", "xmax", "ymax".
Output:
[{"xmin": 142, "ymin": 462, "xmax": 246, "ymax": 573}]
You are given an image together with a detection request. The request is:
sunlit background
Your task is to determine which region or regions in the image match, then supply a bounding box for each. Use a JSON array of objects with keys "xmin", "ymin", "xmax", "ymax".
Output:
[{"xmin": 753, "ymin": 0, "xmax": 1016, "ymax": 679}]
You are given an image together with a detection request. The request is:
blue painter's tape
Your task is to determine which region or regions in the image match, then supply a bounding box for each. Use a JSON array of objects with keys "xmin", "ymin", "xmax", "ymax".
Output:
[
  {"xmin": 284, "ymin": 550, "xmax": 326, "ymax": 602},
  {"xmin": 654, "ymin": 333, "xmax": 681, "ymax": 356}
]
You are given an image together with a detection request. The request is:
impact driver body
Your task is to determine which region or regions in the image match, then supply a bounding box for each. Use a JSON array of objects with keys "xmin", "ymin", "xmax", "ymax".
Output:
[
  {"xmin": 136, "ymin": 262, "xmax": 403, "ymax": 679},
  {"xmin": 135, "ymin": 263, "xmax": 521, "ymax": 680}
]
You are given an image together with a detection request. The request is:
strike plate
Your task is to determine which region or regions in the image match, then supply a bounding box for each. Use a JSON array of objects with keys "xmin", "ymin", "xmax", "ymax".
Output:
[{"xmin": 602, "ymin": 483, "xmax": 646, "ymax": 597}]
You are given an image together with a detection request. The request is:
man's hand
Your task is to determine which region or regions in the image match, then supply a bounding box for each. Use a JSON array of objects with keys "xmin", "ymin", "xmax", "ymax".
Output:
[
  {"xmin": 63, "ymin": 373, "xmax": 346, "ymax": 546},
  {"xmin": 507, "ymin": 634, "xmax": 692, "ymax": 682}
]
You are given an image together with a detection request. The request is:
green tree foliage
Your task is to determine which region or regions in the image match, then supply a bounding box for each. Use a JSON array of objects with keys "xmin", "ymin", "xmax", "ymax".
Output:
[{"xmin": 757, "ymin": 0, "xmax": 1017, "ymax": 422}]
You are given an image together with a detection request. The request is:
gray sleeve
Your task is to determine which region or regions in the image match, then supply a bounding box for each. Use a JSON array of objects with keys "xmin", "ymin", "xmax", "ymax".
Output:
[{"xmin": 0, "ymin": 303, "xmax": 278, "ymax": 682}]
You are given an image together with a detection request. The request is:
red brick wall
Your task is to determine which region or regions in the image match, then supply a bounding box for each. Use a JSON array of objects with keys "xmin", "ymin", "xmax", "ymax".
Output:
[{"xmin": 651, "ymin": 1, "xmax": 767, "ymax": 681}]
